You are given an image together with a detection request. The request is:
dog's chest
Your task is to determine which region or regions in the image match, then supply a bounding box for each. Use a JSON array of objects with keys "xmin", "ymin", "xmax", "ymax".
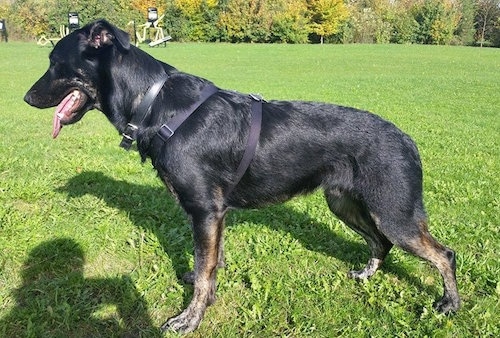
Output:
[{"xmin": 155, "ymin": 166, "xmax": 180, "ymax": 204}]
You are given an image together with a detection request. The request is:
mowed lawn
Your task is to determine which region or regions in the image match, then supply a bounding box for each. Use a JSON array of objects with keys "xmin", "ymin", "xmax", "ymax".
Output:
[{"xmin": 0, "ymin": 42, "xmax": 498, "ymax": 337}]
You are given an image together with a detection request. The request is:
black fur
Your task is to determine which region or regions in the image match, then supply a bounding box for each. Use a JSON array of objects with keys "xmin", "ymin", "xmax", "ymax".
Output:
[{"xmin": 24, "ymin": 20, "xmax": 460, "ymax": 333}]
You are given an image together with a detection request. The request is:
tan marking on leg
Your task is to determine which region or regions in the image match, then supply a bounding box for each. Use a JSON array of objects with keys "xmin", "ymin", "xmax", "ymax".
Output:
[{"xmin": 407, "ymin": 221, "xmax": 460, "ymax": 313}]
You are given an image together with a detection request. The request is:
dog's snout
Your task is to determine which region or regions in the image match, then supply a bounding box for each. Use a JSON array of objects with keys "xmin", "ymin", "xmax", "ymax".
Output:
[
  {"xmin": 24, "ymin": 90, "xmax": 42, "ymax": 108},
  {"xmin": 24, "ymin": 91, "xmax": 34, "ymax": 105},
  {"xmin": 24, "ymin": 89, "xmax": 51, "ymax": 109}
]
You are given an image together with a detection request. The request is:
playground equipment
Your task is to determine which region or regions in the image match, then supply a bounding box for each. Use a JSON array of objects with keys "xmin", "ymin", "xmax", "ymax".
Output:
[
  {"xmin": 129, "ymin": 7, "xmax": 171, "ymax": 47},
  {"xmin": 37, "ymin": 13, "xmax": 78, "ymax": 47},
  {"xmin": 37, "ymin": 25, "xmax": 68, "ymax": 47},
  {"xmin": 68, "ymin": 12, "xmax": 80, "ymax": 32},
  {"xmin": 0, "ymin": 19, "xmax": 7, "ymax": 42}
]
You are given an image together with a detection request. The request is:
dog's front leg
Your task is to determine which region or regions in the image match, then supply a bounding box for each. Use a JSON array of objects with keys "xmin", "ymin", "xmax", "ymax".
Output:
[{"xmin": 161, "ymin": 210, "xmax": 225, "ymax": 333}]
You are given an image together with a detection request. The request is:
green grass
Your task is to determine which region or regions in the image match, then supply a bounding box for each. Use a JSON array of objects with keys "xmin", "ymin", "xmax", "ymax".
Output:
[{"xmin": 1, "ymin": 42, "xmax": 499, "ymax": 337}]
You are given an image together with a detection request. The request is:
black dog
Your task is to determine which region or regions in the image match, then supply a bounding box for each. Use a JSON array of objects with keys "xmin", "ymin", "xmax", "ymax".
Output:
[{"xmin": 24, "ymin": 20, "xmax": 460, "ymax": 333}]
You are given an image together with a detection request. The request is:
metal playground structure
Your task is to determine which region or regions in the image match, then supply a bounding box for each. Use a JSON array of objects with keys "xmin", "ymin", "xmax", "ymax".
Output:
[
  {"xmin": 129, "ymin": 7, "xmax": 171, "ymax": 47},
  {"xmin": 36, "ymin": 8, "xmax": 171, "ymax": 48}
]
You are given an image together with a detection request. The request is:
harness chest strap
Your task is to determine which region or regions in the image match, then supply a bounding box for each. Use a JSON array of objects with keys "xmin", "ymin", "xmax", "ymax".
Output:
[
  {"xmin": 157, "ymin": 84, "xmax": 219, "ymax": 141},
  {"xmin": 120, "ymin": 75, "xmax": 170, "ymax": 150}
]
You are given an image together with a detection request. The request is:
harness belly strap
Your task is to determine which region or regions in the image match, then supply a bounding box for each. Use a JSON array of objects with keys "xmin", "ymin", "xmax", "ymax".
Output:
[{"xmin": 224, "ymin": 94, "xmax": 263, "ymax": 199}]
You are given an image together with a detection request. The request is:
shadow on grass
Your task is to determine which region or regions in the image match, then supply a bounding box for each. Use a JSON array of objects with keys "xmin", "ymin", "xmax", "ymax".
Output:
[
  {"xmin": 55, "ymin": 171, "xmax": 434, "ymax": 319},
  {"xmin": 57, "ymin": 171, "xmax": 372, "ymax": 274},
  {"xmin": 0, "ymin": 238, "xmax": 162, "ymax": 338}
]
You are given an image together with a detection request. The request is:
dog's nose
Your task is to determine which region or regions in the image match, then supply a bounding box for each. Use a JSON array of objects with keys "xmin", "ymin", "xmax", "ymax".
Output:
[
  {"xmin": 24, "ymin": 91, "xmax": 43, "ymax": 108},
  {"xmin": 24, "ymin": 92, "xmax": 33, "ymax": 105}
]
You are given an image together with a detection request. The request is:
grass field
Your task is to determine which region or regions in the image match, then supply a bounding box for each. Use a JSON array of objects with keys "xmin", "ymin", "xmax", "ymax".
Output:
[{"xmin": 0, "ymin": 42, "xmax": 499, "ymax": 337}]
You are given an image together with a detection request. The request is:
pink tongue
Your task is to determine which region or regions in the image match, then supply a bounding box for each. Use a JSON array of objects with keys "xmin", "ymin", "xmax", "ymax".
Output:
[{"xmin": 52, "ymin": 93, "xmax": 74, "ymax": 139}]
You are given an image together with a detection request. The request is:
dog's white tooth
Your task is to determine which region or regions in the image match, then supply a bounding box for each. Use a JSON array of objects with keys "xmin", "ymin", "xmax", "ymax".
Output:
[{"xmin": 57, "ymin": 113, "xmax": 64, "ymax": 119}]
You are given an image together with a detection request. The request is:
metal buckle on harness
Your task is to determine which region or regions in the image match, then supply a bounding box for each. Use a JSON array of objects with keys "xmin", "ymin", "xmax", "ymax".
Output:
[
  {"xmin": 119, "ymin": 123, "xmax": 139, "ymax": 150},
  {"xmin": 249, "ymin": 93, "xmax": 263, "ymax": 101},
  {"xmin": 157, "ymin": 124, "xmax": 175, "ymax": 142}
]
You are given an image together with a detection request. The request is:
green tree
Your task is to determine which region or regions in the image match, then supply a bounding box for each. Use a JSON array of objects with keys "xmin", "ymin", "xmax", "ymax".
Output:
[
  {"xmin": 52, "ymin": 0, "xmax": 116, "ymax": 28},
  {"xmin": 413, "ymin": 0, "xmax": 461, "ymax": 45},
  {"xmin": 343, "ymin": 2, "xmax": 390, "ymax": 43},
  {"xmin": 164, "ymin": 0, "xmax": 220, "ymax": 41},
  {"xmin": 455, "ymin": 0, "xmax": 476, "ymax": 45},
  {"xmin": 390, "ymin": 8, "xmax": 419, "ymax": 43},
  {"xmin": 475, "ymin": 0, "xmax": 500, "ymax": 47},
  {"xmin": 9, "ymin": 0, "xmax": 55, "ymax": 37},
  {"xmin": 269, "ymin": 0, "xmax": 310, "ymax": 43},
  {"xmin": 7, "ymin": 0, "xmax": 118, "ymax": 38},
  {"xmin": 307, "ymin": 0, "xmax": 348, "ymax": 43},
  {"xmin": 218, "ymin": 0, "xmax": 311, "ymax": 43},
  {"xmin": 340, "ymin": 0, "xmax": 401, "ymax": 44},
  {"xmin": 218, "ymin": 0, "xmax": 273, "ymax": 42},
  {"xmin": 492, "ymin": 16, "xmax": 500, "ymax": 46}
]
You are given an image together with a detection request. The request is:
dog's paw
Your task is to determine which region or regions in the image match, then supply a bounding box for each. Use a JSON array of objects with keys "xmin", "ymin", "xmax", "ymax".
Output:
[
  {"xmin": 160, "ymin": 311, "xmax": 202, "ymax": 334},
  {"xmin": 348, "ymin": 269, "xmax": 369, "ymax": 280},
  {"xmin": 348, "ymin": 258, "xmax": 382, "ymax": 280},
  {"xmin": 348, "ymin": 268, "xmax": 376, "ymax": 280},
  {"xmin": 434, "ymin": 295, "xmax": 460, "ymax": 314}
]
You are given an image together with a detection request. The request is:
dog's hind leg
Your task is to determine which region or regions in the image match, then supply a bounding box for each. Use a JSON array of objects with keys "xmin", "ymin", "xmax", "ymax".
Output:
[
  {"xmin": 162, "ymin": 208, "xmax": 226, "ymax": 333},
  {"xmin": 328, "ymin": 186, "xmax": 460, "ymax": 313},
  {"xmin": 325, "ymin": 188, "xmax": 393, "ymax": 280},
  {"xmin": 378, "ymin": 217, "xmax": 460, "ymax": 313}
]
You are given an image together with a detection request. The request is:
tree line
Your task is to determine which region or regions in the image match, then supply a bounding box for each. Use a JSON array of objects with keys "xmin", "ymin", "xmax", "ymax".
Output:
[{"xmin": 1, "ymin": 0, "xmax": 499, "ymax": 46}]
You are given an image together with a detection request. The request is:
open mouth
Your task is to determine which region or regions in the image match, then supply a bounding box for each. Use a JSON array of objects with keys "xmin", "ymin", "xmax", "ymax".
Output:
[{"xmin": 53, "ymin": 89, "xmax": 89, "ymax": 138}]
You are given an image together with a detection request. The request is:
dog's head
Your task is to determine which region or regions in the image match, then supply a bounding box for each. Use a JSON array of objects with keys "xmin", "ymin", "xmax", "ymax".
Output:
[{"xmin": 24, "ymin": 19, "xmax": 130, "ymax": 138}]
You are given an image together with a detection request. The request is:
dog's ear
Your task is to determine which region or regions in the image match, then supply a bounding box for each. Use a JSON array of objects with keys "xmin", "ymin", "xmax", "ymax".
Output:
[{"xmin": 87, "ymin": 19, "xmax": 130, "ymax": 52}]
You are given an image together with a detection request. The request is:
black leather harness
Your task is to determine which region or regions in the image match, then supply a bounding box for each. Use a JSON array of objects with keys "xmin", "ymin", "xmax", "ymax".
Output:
[{"xmin": 120, "ymin": 75, "xmax": 263, "ymax": 199}]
